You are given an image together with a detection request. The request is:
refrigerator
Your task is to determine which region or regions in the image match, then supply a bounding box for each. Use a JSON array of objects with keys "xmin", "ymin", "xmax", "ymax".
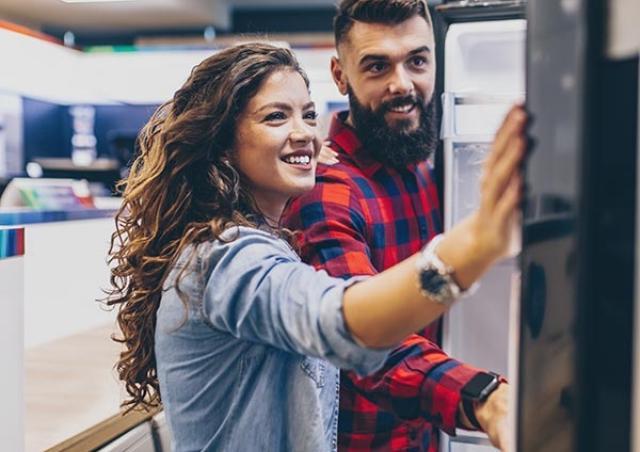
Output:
[
  {"xmin": 435, "ymin": 0, "xmax": 639, "ymax": 451},
  {"xmin": 433, "ymin": 1, "xmax": 526, "ymax": 451},
  {"xmin": 519, "ymin": 1, "xmax": 638, "ymax": 452}
]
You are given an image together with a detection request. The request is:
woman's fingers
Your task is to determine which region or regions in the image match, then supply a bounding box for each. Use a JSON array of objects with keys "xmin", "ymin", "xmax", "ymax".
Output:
[
  {"xmin": 484, "ymin": 106, "xmax": 525, "ymax": 171},
  {"xmin": 481, "ymin": 109, "xmax": 527, "ymax": 213},
  {"xmin": 485, "ymin": 133, "xmax": 526, "ymax": 209},
  {"xmin": 488, "ymin": 106, "xmax": 526, "ymax": 167},
  {"xmin": 494, "ymin": 172, "xmax": 523, "ymax": 228},
  {"xmin": 317, "ymin": 143, "xmax": 339, "ymax": 165}
]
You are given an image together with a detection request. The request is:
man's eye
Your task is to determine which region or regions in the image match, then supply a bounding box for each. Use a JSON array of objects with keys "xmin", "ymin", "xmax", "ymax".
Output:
[
  {"xmin": 411, "ymin": 56, "xmax": 428, "ymax": 67},
  {"xmin": 304, "ymin": 111, "xmax": 318, "ymax": 121},
  {"xmin": 368, "ymin": 62, "xmax": 388, "ymax": 74},
  {"xmin": 265, "ymin": 111, "xmax": 287, "ymax": 121}
]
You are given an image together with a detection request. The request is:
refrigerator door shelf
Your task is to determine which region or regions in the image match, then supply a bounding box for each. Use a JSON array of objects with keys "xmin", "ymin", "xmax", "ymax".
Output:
[
  {"xmin": 441, "ymin": 92, "xmax": 523, "ymax": 141},
  {"xmin": 444, "ymin": 141, "xmax": 489, "ymax": 229}
]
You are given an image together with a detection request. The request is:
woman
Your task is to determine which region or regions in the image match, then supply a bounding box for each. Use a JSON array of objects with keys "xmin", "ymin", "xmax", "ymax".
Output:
[{"xmin": 107, "ymin": 43, "xmax": 525, "ymax": 451}]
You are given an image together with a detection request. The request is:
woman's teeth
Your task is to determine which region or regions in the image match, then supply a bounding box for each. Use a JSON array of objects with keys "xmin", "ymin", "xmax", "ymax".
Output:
[{"xmin": 284, "ymin": 155, "xmax": 311, "ymax": 165}]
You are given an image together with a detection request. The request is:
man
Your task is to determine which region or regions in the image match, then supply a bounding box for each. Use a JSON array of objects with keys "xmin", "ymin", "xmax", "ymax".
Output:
[{"xmin": 283, "ymin": 1, "xmax": 520, "ymax": 451}]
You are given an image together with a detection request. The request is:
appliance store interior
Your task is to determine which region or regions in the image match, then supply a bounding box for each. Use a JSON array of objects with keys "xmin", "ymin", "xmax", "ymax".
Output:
[{"xmin": 0, "ymin": 0, "xmax": 638, "ymax": 451}]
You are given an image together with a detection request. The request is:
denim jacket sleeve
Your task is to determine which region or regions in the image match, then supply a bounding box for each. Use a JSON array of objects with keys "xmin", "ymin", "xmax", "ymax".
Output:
[{"xmin": 201, "ymin": 227, "xmax": 390, "ymax": 376}]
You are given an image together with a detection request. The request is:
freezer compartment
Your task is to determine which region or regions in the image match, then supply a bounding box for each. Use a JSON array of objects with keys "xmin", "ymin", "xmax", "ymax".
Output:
[{"xmin": 444, "ymin": 20, "xmax": 526, "ymax": 95}]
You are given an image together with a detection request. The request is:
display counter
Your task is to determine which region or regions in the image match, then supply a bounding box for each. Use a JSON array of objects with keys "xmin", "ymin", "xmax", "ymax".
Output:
[
  {"xmin": 0, "ymin": 205, "xmax": 117, "ymax": 226},
  {"xmin": 0, "ymin": 226, "xmax": 25, "ymax": 452},
  {"xmin": 0, "ymin": 207, "xmax": 147, "ymax": 450},
  {"xmin": 0, "ymin": 207, "xmax": 120, "ymax": 347}
]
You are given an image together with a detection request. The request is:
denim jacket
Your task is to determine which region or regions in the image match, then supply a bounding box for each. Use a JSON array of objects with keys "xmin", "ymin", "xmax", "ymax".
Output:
[{"xmin": 155, "ymin": 227, "xmax": 391, "ymax": 452}]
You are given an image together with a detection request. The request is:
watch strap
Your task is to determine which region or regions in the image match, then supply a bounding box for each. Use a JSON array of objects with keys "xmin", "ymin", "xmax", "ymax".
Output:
[{"xmin": 462, "ymin": 398, "xmax": 482, "ymax": 430}]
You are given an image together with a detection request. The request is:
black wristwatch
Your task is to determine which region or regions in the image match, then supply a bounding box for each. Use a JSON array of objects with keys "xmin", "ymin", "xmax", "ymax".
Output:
[{"xmin": 460, "ymin": 371, "xmax": 501, "ymax": 430}]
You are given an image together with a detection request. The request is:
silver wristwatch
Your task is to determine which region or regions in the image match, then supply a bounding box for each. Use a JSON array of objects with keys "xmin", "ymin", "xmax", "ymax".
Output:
[{"xmin": 415, "ymin": 234, "xmax": 466, "ymax": 307}]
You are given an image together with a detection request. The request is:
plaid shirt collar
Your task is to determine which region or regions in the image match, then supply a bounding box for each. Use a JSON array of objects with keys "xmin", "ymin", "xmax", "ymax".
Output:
[{"xmin": 327, "ymin": 111, "xmax": 418, "ymax": 178}]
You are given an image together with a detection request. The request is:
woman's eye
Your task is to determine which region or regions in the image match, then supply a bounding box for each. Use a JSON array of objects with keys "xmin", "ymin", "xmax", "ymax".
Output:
[
  {"xmin": 265, "ymin": 111, "xmax": 287, "ymax": 121},
  {"xmin": 304, "ymin": 111, "xmax": 318, "ymax": 121}
]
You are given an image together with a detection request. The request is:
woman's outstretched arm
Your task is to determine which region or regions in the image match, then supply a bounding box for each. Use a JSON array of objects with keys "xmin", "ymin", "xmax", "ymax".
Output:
[{"xmin": 342, "ymin": 105, "xmax": 526, "ymax": 348}]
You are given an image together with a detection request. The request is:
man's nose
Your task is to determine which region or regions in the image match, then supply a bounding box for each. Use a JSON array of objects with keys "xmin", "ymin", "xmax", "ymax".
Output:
[{"xmin": 387, "ymin": 66, "xmax": 413, "ymax": 96}]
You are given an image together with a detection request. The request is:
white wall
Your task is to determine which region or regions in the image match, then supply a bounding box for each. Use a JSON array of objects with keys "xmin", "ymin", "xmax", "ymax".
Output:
[
  {"xmin": 0, "ymin": 92, "xmax": 23, "ymax": 176},
  {"xmin": 80, "ymin": 47, "xmax": 345, "ymax": 112},
  {"xmin": 0, "ymin": 28, "xmax": 97, "ymax": 104},
  {"xmin": 0, "ymin": 27, "xmax": 345, "ymax": 111},
  {"xmin": 292, "ymin": 48, "xmax": 345, "ymax": 115},
  {"xmin": 82, "ymin": 50, "xmax": 213, "ymax": 105}
]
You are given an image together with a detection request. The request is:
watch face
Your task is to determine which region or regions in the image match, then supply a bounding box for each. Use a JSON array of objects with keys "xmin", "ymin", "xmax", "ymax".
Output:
[
  {"xmin": 421, "ymin": 269, "xmax": 448, "ymax": 295},
  {"xmin": 461, "ymin": 372, "xmax": 500, "ymax": 401}
]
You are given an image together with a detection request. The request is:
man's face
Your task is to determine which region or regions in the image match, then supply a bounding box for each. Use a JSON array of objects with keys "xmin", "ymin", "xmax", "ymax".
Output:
[{"xmin": 331, "ymin": 15, "xmax": 437, "ymax": 167}]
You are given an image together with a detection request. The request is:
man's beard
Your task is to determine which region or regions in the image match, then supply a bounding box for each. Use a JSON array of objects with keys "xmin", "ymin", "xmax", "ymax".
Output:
[{"xmin": 347, "ymin": 85, "xmax": 438, "ymax": 169}]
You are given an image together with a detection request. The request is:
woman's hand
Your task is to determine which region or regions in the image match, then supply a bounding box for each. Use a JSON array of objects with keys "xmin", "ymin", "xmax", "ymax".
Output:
[
  {"xmin": 471, "ymin": 105, "xmax": 527, "ymax": 261},
  {"xmin": 317, "ymin": 141, "xmax": 339, "ymax": 165},
  {"xmin": 436, "ymin": 105, "xmax": 527, "ymax": 289}
]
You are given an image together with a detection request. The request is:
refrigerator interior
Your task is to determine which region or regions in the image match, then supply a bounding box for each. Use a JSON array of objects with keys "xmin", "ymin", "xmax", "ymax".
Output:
[{"xmin": 440, "ymin": 18, "xmax": 525, "ymax": 452}]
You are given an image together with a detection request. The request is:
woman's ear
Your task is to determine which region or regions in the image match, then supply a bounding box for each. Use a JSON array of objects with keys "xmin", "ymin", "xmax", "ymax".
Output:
[{"xmin": 221, "ymin": 153, "xmax": 233, "ymax": 165}]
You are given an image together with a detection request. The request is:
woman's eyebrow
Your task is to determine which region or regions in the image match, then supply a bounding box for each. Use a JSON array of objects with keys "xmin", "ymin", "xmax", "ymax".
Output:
[
  {"xmin": 253, "ymin": 101, "xmax": 315, "ymax": 114},
  {"xmin": 253, "ymin": 102, "xmax": 293, "ymax": 115}
]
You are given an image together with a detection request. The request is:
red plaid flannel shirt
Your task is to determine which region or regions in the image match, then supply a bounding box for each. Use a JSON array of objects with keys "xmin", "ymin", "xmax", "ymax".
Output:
[{"xmin": 282, "ymin": 112, "xmax": 484, "ymax": 451}]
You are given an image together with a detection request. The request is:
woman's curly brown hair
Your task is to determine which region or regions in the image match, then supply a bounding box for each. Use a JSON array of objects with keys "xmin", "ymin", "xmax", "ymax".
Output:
[{"xmin": 105, "ymin": 43, "xmax": 309, "ymax": 411}]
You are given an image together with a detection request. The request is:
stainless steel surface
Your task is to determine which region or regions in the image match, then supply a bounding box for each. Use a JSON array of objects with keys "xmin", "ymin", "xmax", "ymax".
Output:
[{"xmin": 438, "ymin": 0, "xmax": 525, "ymax": 11}]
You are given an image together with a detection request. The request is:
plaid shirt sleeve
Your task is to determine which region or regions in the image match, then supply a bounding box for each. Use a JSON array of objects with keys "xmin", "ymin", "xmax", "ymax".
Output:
[
  {"xmin": 282, "ymin": 170, "xmax": 481, "ymax": 435},
  {"xmin": 286, "ymin": 171, "xmax": 378, "ymax": 277},
  {"xmin": 341, "ymin": 335, "xmax": 483, "ymax": 435}
]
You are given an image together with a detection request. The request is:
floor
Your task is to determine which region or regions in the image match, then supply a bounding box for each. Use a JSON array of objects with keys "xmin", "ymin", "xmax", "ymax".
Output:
[{"xmin": 25, "ymin": 322, "xmax": 124, "ymax": 451}]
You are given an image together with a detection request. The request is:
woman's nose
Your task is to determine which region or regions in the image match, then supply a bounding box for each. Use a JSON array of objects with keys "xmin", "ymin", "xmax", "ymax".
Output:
[{"xmin": 289, "ymin": 125, "xmax": 314, "ymax": 144}]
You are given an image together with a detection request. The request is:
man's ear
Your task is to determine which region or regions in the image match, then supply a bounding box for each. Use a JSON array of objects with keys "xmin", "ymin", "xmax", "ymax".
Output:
[{"xmin": 331, "ymin": 56, "xmax": 349, "ymax": 96}]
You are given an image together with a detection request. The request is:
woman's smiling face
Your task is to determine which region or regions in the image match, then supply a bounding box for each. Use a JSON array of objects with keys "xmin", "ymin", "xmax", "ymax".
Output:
[{"xmin": 233, "ymin": 69, "xmax": 321, "ymax": 220}]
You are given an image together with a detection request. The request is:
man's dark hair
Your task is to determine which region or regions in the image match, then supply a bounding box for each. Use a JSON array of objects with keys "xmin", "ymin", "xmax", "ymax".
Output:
[{"xmin": 334, "ymin": 0, "xmax": 431, "ymax": 47}]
